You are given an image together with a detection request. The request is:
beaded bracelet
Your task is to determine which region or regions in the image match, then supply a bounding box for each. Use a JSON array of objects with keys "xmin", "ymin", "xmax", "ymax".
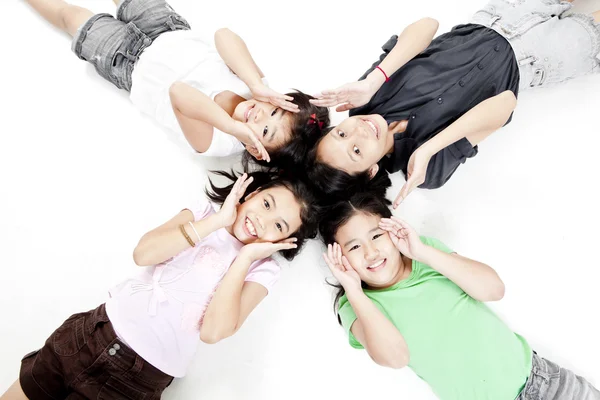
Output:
[{"xmin": 179, "ymin": 224, "xmax": 196, "ymax": 247}]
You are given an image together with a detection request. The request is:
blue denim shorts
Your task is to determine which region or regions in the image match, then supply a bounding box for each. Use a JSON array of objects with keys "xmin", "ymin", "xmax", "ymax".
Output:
[
  {"xmin": 71, "ymin": 0, "xmax": 190, "ymax": 91},
  {"xmin": 471, "ymin": 0, "xmax": 600, "ymax": 90}
]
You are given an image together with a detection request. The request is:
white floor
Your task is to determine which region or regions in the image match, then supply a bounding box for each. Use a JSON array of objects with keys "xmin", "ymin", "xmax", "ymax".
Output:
[{"xmin": 1, "ymin": 0, "xmax": 599, "ymax": 398}]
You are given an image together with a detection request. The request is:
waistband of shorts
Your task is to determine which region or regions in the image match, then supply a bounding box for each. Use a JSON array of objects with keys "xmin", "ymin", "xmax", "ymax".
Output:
[{"xmin": 89, "ymin": 304, "xmax": 174, "ymax": 386}]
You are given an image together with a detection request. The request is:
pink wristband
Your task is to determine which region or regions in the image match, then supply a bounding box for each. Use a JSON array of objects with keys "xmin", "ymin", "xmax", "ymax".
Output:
[{"xmin": 376, "ymin": 66, "xmax": 390, "ymax": 82}]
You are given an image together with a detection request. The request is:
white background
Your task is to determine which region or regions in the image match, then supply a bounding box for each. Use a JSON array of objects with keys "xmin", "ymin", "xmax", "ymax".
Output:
[{"xmin": 1, "ymin": 0, "xmax": 599, "ymax": 398}]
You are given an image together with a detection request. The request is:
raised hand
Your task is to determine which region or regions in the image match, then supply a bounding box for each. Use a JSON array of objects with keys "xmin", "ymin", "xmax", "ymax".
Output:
[
  {"xmin": 230, "ymin": 121, "xmax": 270, "ymax": 162},
  {"xmin": 250, "ymin": 83, "xmax": 299, "ymax": 113},
  {"xmin": 393, "ymin": 148, "xmax": 431, "ymax": 208},
  {"xmin": 240, "ymin": 238, "xmax": 298, "ymax": 262},
  {"xmin": 378, "ymin": 217, "xmax": 424, "ymax": 261},
  {"xmin": 310, "ymin": 80, "xmax": 379, "ymax": 112},
  {"xmin": 322, "ymin": 243, "xmax": 362, "ymax": 291},
  {"xmin": 216, "ymin": 173, "xmax": 254, "ymax": 227}
]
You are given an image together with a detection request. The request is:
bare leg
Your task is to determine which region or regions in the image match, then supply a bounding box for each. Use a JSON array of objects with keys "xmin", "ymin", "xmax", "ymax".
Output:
[
  {"xmin": 0, "ymin": 380, "xmax": 28, "ymax": 400},
  {"xmin": 593, "ymin": 10, "xmax": 600, "ymax": 23},
  {"xmin": 24, "ymin": 0, "xmax": 93, "ymax": 37}
]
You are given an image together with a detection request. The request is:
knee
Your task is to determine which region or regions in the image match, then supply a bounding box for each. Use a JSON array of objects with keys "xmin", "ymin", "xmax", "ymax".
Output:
[
  {"xmin": 57, "ymin": 4, "xmax": 73, "ymax": 32},
  {"xmin": 60, "ymin": 5, "xmax": 89, "ymax": 36}
]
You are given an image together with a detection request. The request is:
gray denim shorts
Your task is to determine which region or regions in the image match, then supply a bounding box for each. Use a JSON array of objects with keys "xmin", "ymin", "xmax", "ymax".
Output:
[
  {"xmin": 517, "ymin": 352, "xmax": 600, "ymax": 400},
  {"xmin": 471, "ymin": 0, "xmax": 600, "ymax": 91},
  {"xmin": 71, "ymin": 0, "xmax": 190, "ymax": 91}
]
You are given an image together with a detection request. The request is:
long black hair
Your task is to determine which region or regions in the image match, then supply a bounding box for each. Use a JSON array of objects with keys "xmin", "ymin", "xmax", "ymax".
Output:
[
  {"xmin": 242, "ymin": 91, "xmax": 330, "ymax": 172},
  {"xmin": 306, "ymin": 136, "xmax": 392, "ymax": 203},
  {"xmin": 319, "ymin": 192, "xmax": 392, "ymax": 319},
  {"xmin": 206, "ymin": 169, "xmax": 322, "ymax": 260}
]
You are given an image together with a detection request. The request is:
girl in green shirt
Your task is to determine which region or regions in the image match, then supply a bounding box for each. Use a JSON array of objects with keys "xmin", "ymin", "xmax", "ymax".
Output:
[{"xmin": 320, "ymin": 192, "xmax": 599, "ymax": 400}]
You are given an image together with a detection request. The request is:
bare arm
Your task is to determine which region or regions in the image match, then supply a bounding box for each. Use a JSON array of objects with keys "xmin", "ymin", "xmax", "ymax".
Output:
[
  {"xmin": 323, "ymin": 244, "xmax": 408, "ymax": 369},
  {"xmin": 132, "ymin": 210, "xmax": 225, "ymax": 266},
  {"xmin": 420, "ymin": 90, "xmax": 517, "ymax": 158},
  {"xmin": 393, "ymin": 91, "xmax": 517, "ymax": 206},
  {"xmin": 170, "ymin": 82, "xmax": 270, "ymax": 159},
  {"xmin": 199, "ymin": 254, "xmax": 267, "ymax": 344},
  {"xmin": 364, "ymin": 18, "xmax": 440, "ymax": 94},
  {"xmin": 213, "ymin": 28, "xmax": 299, "ymax": 114},
  {"xmin": 419, "ymin": 246, "xmax": 505, "ymax": 302},
  {"xmin": 346, "ymin": 288, "xmax": 410, "ymax": 369},
  {"xmin": 214, "ymin": 28, "xmax": 264, "ymax": 90},
  {"xmin": 380, "ymin": 217, "xmax": 505, "ymax": 302},
  {"xmin": 169, "ymin": 82, "xmax": 236, "ymax": 151},
  {"xmin": 311, "ymin": 18, "xmax": 439, "ymax": 111},
  {"xmin": 200, "ymin": 238, "xmax": 296, "ymax": 344}
]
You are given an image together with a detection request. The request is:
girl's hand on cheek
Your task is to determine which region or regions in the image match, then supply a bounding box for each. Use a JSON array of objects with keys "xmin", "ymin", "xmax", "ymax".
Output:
[
  {"xmin": 323, "ymin": 243, "xmax": 362, "ymax": 292},
  {"xmin": 217, "ymin": 173, "xmax": 254, "ymax": 227},
  {"xmin": 310, "ymin": 80, "xmax": 378, "ymax": 112},
  {"xmin": 249, "ymin": 83, "xmax": 299, "ymax": 113},
  {"xmin": 230, "ymin": 122, "xmax": 270, "ymax": 162},
  {"xmin": 239, "ymin": 237, "xmax": 298, "ymax": 263},
  {"xmin": 379, "ymin": 217, "xmax": 425, "ymax": 261}
]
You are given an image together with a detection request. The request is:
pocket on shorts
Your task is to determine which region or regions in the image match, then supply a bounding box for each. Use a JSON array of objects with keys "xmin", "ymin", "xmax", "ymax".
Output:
[
  {"xmin": 110, "ymin": 22, "xmax": 148, "ymax": 89},
  {"xmin": 52, "ymin": 313, "xmax": 88, "ymax": 357},
  {"xmin": 21, "ymin": 349, "xmax": 41, "ymax": 365},
  {"xmin": 98, "ymin": 377, "xmax": 147, "ymax": 400}
]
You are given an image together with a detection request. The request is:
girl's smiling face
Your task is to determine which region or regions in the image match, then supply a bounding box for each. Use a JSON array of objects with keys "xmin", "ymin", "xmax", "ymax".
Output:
[
  {"xmin": 233, "ymin": 99, "xmax": 293, "ymax": 152},
  {"xmin": 334, "ymin": 211, "xmax": 403, "ymax": 289},
  {"xmin": 316, "ymin": 114, "xmax": 391, "ymax": 175},
  {"xmin": 231, "ymin": 185, "xmax": 302, "ymax": 245}
]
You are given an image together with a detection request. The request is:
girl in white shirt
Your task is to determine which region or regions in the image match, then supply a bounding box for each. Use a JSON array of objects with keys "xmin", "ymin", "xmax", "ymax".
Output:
[{"xmin": 25, "ymin": 0, "xmax": 330, "ymax": 164}]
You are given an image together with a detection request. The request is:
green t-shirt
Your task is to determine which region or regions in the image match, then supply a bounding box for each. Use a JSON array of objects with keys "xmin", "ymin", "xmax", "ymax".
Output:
[{"xmin": 338, "ymin": 237, "xmax": 532, "ymax": 400}]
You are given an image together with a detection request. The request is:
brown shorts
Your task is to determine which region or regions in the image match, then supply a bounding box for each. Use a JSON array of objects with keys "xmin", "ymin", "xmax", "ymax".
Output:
[{"xmin": 20, "ymin": 304, "xmax": 173, "ymax": 399}]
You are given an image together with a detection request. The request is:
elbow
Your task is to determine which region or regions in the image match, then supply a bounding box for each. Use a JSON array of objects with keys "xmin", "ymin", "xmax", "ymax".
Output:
[
  {"xmin": 132, "ymin": 236, "xmax": 158, "ymax": 266},
  {"xmin": 199, "ymin": 330, "xmax": 222, "ymax": 344},
  {"xmin": 214, "ymin": 27, "xmax": 233, "ymax": 41},
  {"xmin": 374, "ymin": 354, "xmax": 409, "ymax": 369},
  {"xmin": 422, "ymin": 17, "xmax": 439, "ymax": 32},
  {"xmin": 199, "ymin": 326, "xmax": 234, "ymax": 345},
  {"xmin": 132, "ymin": 246, "xmax": 152, "ymax": 266},
  {"xmin": 489, "ymin": 280, "xmax": 506, "ymax": 301},
  {"xmin": 500, "ymin": 90, "xmax": 518, "ymax": 112},
  {"xmin": 169, "ymin": 82, "xmax": 185, "ymax": 105},
  {"xmin": 477, "ymin": 275, "xmax": 506, "ymax": 302}
]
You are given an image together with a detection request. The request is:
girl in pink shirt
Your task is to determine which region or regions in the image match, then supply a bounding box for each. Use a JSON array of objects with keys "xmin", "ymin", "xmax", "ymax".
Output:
[{"xmin": 3, "ymin": 170, "xmax": 320, "ymax": 400}]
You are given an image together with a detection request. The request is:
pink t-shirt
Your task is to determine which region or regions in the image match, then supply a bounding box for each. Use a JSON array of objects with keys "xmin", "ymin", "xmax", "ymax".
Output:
[{"xmin": 105, "ymin": 197, "xmax": 281, "ymax": 378}]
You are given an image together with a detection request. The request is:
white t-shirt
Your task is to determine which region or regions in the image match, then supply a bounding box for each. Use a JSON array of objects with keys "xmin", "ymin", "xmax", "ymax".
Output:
[
  {"xmin": 105, "ymin": 197, "xmax": 281, "ymax": 377},
  {"xmin": 130, "ymin": 29, "xmax": 265, "ymax": 157}
]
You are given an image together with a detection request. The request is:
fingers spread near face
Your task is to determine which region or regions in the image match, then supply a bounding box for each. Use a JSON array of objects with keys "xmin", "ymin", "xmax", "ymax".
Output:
[
  {"xmin": 336, "ymin": 103, "xmax": 354, "ymax": 112},
  {"xmin": 324, "ymin": 243, "xmax": 345, "ymax": 272},
  {"xmin": 333, "ymin": 242, "xmax": 341, "ymax": 265},
  {"xmin": 393, "ymin": 175, "xmax": 421, "ymax": 208},
  {"xmin": 247, "ymin": 132, "xmax": 271, "ymax": 163},
  {"xmin": 379, "ymin": 217, "xmax": 411, "ymax": 239},
  {"xmin": 268, "ymin": 92, "xmax": 298, "ymax": 113},
  {"xmin": 388, "ymin": 120, "xmax": 408, "ymax": 135},
  {"xmin": 341, "ymin": 255, "xmax": 354, "ymax": 272},
  {"xmin": 273, "ymin": 237, "xmax": 298, "ymax": 251},
  {"xmin": 233, "ymin": 173, "xmax": 253, "ymax": 202},
  {"xmin": 310, "ymin": 89, "xmax": 347, "ymax": 108},
  {"xmin": 274, "ymin": 97, "xmax": 300, "ymax": 113}
]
